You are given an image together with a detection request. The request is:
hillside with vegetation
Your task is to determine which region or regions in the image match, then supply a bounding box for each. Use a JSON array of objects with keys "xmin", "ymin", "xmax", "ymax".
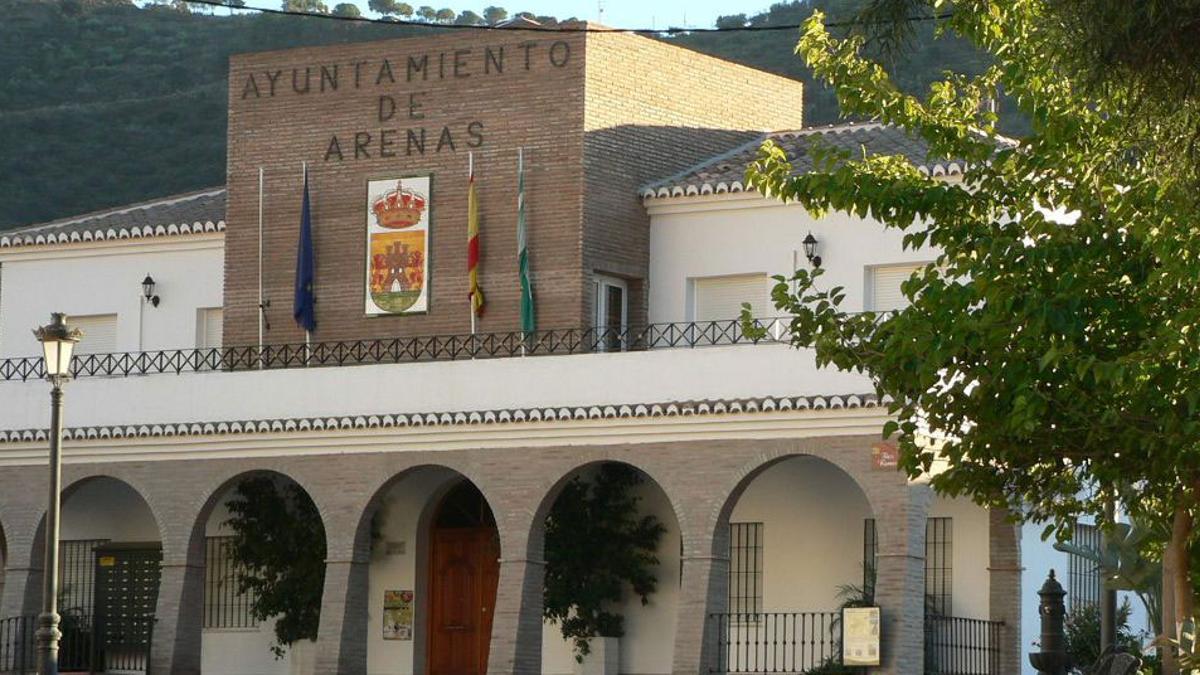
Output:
[{"xmin": 0, "ymin": 0, "xmax": 1007, "ymax": 229}]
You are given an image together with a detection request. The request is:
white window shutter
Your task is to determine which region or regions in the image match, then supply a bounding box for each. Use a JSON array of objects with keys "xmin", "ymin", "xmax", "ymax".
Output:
[
  {"xmin": 694, "ymin": 275, "xmax": 773, "ymax": 321},
  {"xmin": 68, "ymin": 314, "xmax": 118, "ymax": 354},
  {"xmin": 198, "ymin": 308, "xmax": 223, "ymax": 349},
  {"xmin": 869, "ymin": 264, "xmax": 923, "ymax": 312}
]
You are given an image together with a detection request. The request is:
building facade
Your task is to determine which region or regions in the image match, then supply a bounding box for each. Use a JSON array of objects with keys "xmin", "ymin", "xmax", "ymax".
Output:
[{"xmin": 0, "ymin": 28, "xmax": 1035, "ymax": 675}]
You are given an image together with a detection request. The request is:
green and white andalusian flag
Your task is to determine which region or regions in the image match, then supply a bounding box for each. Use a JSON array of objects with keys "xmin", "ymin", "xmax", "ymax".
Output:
[{"xmin": 517, "ymin": 148, "xmax": 535, "ymax": 334}]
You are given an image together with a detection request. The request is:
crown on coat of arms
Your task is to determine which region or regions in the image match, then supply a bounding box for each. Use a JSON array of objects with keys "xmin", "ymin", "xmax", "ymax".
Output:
[{"xmin": 372, "ymin": 181, "xmax": 427, "ymax": 229}]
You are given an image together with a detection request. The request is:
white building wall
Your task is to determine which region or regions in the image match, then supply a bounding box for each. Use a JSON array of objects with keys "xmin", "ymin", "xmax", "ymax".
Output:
[
  {"xmin": 647, "ymin": 195, "xmax": 936, "ymax": 324},
  {"xmin": 60, "ymin": 476, "xmax": 159, "ymax": 542},
  {"xmin": 928, "ymin": 495, "xmax": 990, "ymax": 620},
  {"xmin": 729, "ymin": 456, "xmax": 872, "ymax": 613},
  {"xmin": 0, "ymin": 236, "xmax": 224, "ymax": 357},
  {"xmin": 201, "ymin": 485, "xmax": 293, "ymax": 675}
]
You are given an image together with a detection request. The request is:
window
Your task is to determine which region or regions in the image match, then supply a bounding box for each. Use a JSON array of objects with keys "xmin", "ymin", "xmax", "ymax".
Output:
[
  {"xmin": 1067, "ymin": 522, "xmax": 1102, "ymax": 611},
  {"xmin": 204, "ymin": 536, "xmax": 256, "ymax": 629},
  {"xmin": 693, "ymin": 274, "xmax": 773, "ymax": 321},
  {"xmin": 925, "ymin": 517, "xmax": 953, "ymax": 616},
  {"xmin": 866, "ymin": 263, "xmax": 924, "ymax": 312},
  {"xmin": 863, "ymin": 517, "xmax": 953, "ymax": 615},
  {"xmin": 68, "ymin": 314, "xmax": 117, "ymax": 354},
  {"xmin": 196, "ymin": 308, "xmax": 223, "ymax": 349},
  {"xmin": 594, "ymin": 275, "xmax": 627, "ymax": 351},
  {"xmin": 728, "ymin": 522, "xmax": 764, "ymax": 616}
]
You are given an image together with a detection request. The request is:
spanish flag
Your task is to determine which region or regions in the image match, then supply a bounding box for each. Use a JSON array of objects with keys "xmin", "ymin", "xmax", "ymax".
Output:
[{"xmin": 467, "ymin": 153, "xmax": 485, "ymax": 322}]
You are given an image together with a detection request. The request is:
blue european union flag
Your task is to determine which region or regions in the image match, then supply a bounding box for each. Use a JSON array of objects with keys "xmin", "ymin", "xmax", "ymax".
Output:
[{"xmin": 293, "ymin": 171, "xmax": 316, "ymax": 333}]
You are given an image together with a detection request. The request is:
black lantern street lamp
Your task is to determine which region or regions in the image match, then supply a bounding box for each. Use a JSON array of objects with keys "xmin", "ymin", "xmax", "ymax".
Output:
[
  {"xmin": 31, "ymin": 313, "xmax": 81, "ymax": 675},
  {"xmin": 142, "ymin": 275, "xmax": 160, "ymax": 307},
  {"xmin": 802, "ymin": 232, "xmax": 822, "ymax": 268}
]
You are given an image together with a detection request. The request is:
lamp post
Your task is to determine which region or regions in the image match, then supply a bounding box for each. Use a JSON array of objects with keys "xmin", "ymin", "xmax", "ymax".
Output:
[{"xmin": 32, "ymin": 313, "xmax": 81, "ymax": 675}]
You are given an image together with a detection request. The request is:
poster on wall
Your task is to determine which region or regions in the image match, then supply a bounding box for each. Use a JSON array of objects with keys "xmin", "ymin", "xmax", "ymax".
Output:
[
  {"xmin": 382, "ymin": 590, "xmax": 414, "ymax": 640},
  {"xmin": 841, "ymin": 606, "xmax": 881, "ymax": 666},
  {"xmin": 366, "ymin": 176, "xmax": 431, "ymax": 316}
]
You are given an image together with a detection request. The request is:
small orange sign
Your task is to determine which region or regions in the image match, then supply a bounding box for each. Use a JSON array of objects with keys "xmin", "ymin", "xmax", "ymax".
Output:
[
  {"xmin": 98, "ymin": 556, "xmax": 116, "ymax": 567},
  {"xmin": 871, "ymin": 442, "xmax": 899, "ymax": 470}
]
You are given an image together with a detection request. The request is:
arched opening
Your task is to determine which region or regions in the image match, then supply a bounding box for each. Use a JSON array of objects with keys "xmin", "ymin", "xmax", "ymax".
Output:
[
  {"xmin": 536, "ymin": 461, "xmax": 681, "ymax": 675},
  {"xmin": 48, "ymin": 476, "xmax": 163, "ymax": 673},
  {"xmin": 714, "ymin": 455, "xmax": 874, "ymax": 673},
  {"xmin": 361, "ymin": 466, "xmax": 500, "ymax": 675},
  {"xmin": 427, "ymin": 481, "xmax": 499, "ymax": 675},
  {"xmin": 193, "ymin": 471, "xmax": 327, "ymax": 675}
]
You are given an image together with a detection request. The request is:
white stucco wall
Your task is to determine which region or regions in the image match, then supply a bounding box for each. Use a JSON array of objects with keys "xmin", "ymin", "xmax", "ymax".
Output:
[
  {"xmin": 729, "ymin": 456, "xmax": 872, "ymax": 613},
  {"xmin": 201, "ymin": 484, "xmax": 292, "ymax": 675},
  {"xmin": 60, "ymin": 476, "xmax": 160, "ymax": 542},
  {"xmin": 928, "ymin": 495, "xmax": 990, "ymax": 620},
  {"xmin": 646, "ymin": 194, "xmax": 936, "ymax": 324},
  {"xmin": 0, "ymin": 236, "xmax": 223, "ymax": 357}
]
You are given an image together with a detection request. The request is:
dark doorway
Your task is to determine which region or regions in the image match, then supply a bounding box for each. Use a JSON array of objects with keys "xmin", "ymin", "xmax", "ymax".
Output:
[{"xmin": 427, "ymin": 482, "xmax": 499, "ymax": 675}]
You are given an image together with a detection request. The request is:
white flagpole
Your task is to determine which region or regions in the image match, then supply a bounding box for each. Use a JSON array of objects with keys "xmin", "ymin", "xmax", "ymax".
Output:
[
  {"xmin": 469, "ymin": 151, "xmax": 476, "ymax": 338},
  {"xmin": 518, "ymin": 147, "xmax": 525, "ymax": 357},
  {"xmin": 257, "ymin": 167, "xmax": 265, "ymax": 367},
  {"xmin": 303, "ymin": 161, "xmax": 312, "ymax": 363}
]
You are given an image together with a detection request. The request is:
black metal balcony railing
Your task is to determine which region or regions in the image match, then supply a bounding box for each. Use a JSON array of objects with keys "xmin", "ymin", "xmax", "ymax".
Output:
[
  {"xmin": 924, "ymin": 615, "xmax": 1003, "ymax": 675},
  {"xmin": 710, "ymin": 611, "xmax": 844, "ymax": 674},
  {"xmin": 0, "ymin": 318, "xmax": 791, "ymax": 382}
]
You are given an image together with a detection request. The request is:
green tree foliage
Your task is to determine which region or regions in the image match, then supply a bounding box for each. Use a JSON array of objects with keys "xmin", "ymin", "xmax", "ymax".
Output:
[
  {"xmin": 367, "ymin": 0, "xmax": 404, "ymax": 15},
  {"xmin": 543, "ymin": 464, "xmax": 666, "ymax": 661},
  {"xmin": 224, "ymin": 476, "xmax": 327, "ymax": 657},
  {"xmin": 454, "ymin": 9, "xmax": 482, "ymax": 24},
  {"xmin": 742, "ymin": 1, "xmax": 1200, "ymax": 662},
  {"xmin": 482, "ymin": 5, "xmax": 506, "ymax": 24},
  {"xmin": 415, "ymin": 4, "xmax": 435, "ymax": 20},
  {"xmin": 714, "ymin": 13, "xmax": 747, "ymax": 29},
  {"xmin": 434, "ymin": 7, "xmax": 454, "ymax": 22},
  {"xmin": 1063, "ymin": 602, "xmax": 1152, "ymax": 673},
  {"xmin": 331, "ymin": 2, "xmax": 360, "ymax": 17},
  {"xmin": 282, "ymin": 0, "xmax": 328, "ymax": 12}
]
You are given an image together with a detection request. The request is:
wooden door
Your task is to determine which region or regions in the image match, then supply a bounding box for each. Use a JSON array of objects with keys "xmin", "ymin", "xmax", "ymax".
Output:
[{"xmin": 429, "ymin": 527, "xmax": 499, "ymax": 675}]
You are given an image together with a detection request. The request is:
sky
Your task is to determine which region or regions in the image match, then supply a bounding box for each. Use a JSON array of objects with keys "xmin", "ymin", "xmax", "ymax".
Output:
[{"xmin": 244, "ymin": 0, "xmax": 746, "ymax": 30}]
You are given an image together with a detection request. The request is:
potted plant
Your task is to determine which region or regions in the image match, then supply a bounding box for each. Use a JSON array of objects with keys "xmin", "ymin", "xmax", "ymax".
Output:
[{"xmin": 543, "ymin": 463, "xmax": 666, "ymax": 674}]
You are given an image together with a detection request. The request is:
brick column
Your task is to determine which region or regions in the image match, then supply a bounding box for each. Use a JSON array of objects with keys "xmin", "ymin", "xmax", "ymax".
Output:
[
  {"xmin": 486, "ymin": 556, "xmax": 545, "ymax": 675},
  {"xmin": 0, "ymin": 533, "xmax": 43, "ymax": 619},
  {"xmin": 872, "ymin": 481, "xmax": 932, "ymax": 674},
  {"xmin": 988, "ymin": 508, "xmax": 1022, "ymax": 674},
  {"xmin": 150, "ymin": 551, "xmax": 205, "ymax": 675},
  {"xmin": 671, "ymin": 553, "xmax": 728, "ymax": 675},
  {"xmin": 313, "ymin": 555, "xmax": 370, "ymax": 674}
]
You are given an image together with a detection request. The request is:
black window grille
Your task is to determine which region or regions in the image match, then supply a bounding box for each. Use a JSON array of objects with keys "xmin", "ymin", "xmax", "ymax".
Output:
[
  {"xmin": 204, "ymin": 536, "xmax": 257, "ymax": 629},
  {"xmin": 728, "ymin": 522, "xmax": 764, "ymax": 616},
  {"xmin": 1068, "ymin": 522, "xmax": 1102, "ymax": 611},
  {"xmin": 863, "ymin": 517, "xmax": 953, "ymax": 615},
  {"xmin": 59, "ymin": 539, "xmax": 108, "ymax": 614},
  {"xmin": 926, "ymin": 517, "xmax": 953, "ymax": 616}
]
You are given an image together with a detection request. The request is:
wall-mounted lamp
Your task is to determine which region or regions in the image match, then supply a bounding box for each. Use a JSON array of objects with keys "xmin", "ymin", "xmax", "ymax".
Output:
[
  {"xmin": 802, "ymin": 232, "xmax": 822, "ymax": 268},
  {"xmin": 142, "ymin": 275, "xmax": 160, "ymax": 307}
]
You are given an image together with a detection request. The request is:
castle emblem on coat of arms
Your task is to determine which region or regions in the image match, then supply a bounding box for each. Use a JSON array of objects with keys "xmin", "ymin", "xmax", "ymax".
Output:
[{"xmin": 372, "ymin": 180, "xmax": 427, "ymax": 229}]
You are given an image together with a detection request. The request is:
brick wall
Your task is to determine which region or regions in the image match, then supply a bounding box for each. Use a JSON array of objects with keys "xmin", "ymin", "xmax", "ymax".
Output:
[
  {"xmin": 222, "ymin": 29, "xmax": 805, "ymax": 346},
  {"xmin": 580, "ymin": 31, "xmax": 805, "ymax": 327}
]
